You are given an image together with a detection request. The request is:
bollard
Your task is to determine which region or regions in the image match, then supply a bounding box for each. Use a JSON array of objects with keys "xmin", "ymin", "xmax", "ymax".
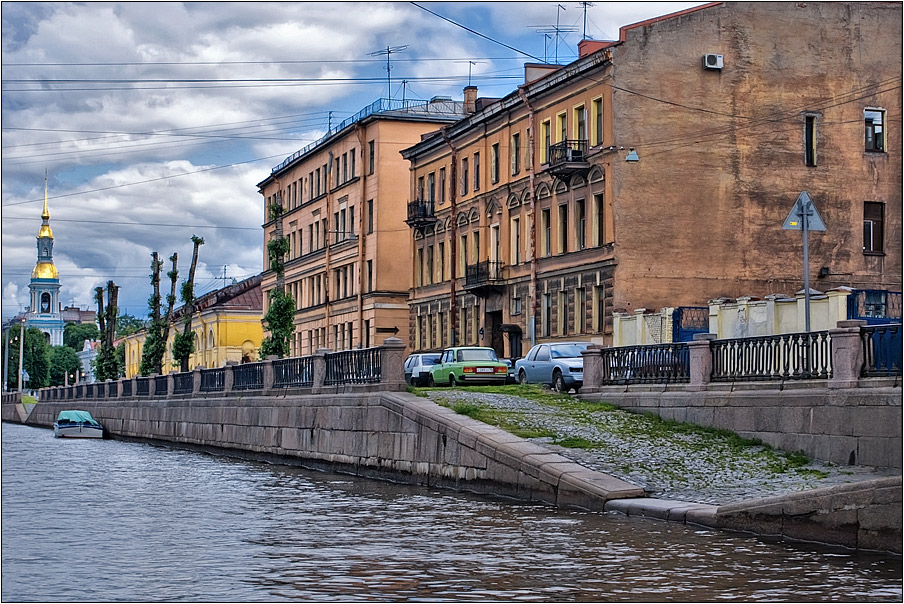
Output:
[
  {"xmin": 829, "ymin": 319, "xmax": 867, "ymax": 389},
  {"xmin": 688, "ymin": 333, "xmax": 717, "ymax": 391},
  {"xmin": 581, "ymin": 345, "xmax": 604, "ymax": 393}
]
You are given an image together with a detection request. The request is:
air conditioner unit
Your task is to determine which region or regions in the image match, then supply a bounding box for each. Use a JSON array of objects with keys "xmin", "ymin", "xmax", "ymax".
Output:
[{"xmin": 703, "ymin": 53, "xmax": 723, "ymax": 70}]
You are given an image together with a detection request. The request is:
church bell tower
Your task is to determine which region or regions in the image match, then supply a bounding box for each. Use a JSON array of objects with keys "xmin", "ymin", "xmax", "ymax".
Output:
[{"xmin": 26, "ymin": 176, "xmax": 64, "ymax": 346}]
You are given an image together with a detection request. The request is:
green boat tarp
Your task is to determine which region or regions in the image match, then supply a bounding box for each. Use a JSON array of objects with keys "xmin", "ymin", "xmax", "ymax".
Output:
[{"xmin": 55, "ymin": 410, "xmax": 100, "ymax": 425}]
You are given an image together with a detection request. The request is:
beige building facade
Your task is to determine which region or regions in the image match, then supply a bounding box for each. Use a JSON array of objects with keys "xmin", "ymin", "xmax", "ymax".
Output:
[
  {"xmin": 258, "ymin": 99, "xmax": 465, "ymax": 355},
  {"xmin": 403, "ymin": 2, "xmax": 902, "ymax": 360}
]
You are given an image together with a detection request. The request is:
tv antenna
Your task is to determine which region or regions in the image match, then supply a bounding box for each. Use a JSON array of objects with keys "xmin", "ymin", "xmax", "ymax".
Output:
[
  {"xmin": 529, "ymin": 5, "xmax": 577, "ymax": 64},
  {"xmin": 368, "ymin": 45, "xmax": 408, "ymax": 99},
  {"xmin": 579, "ymin": 1, "xmax": 595, "ymax": 40},
  {"xmin": 454, "ymin": 60, "xmax": 484, "ymax": 87}
]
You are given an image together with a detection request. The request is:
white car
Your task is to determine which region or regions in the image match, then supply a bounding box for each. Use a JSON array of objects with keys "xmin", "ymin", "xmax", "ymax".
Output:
[{"xmin": 404, "ymin": 352, "xmax": 441, "ymax": 386}]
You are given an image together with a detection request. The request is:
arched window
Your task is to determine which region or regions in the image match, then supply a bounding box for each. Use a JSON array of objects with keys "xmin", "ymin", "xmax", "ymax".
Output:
[{"xmin": 40, "ymin": 293, "xmax": 51, "ymax": 314}]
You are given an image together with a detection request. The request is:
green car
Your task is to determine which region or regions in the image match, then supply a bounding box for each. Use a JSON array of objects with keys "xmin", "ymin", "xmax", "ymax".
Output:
[{"xmin": 427, "ymin": 346, "xmax": 509, "ymax": 387}]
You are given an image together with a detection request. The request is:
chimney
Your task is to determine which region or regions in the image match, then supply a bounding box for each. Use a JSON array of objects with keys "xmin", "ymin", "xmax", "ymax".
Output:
[{"xmin": 463, "ymin": 86, "xmax": 477, "ymax": 113}]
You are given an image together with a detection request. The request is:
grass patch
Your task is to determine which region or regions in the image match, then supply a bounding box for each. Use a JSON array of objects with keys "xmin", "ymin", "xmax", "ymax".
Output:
[
  {"xmin": 554, "ymin": 435, "xmax": 598, "ymax": 450},
  {"xmin": 22, "ymin": 395, "xmax": 37, "ymax": 405}
]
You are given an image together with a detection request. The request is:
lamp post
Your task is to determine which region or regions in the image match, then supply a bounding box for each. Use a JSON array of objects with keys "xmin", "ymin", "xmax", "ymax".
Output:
[{"xmin": 17, "ymin": 319, "xmax": 25, "ymax": 393}]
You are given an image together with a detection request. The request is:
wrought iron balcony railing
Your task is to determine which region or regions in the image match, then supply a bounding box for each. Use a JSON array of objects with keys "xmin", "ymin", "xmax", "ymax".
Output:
[
  {"xmin": 547, "ymin": 139, "xmax": 589, "ymax": 166},
  {"xmin": 406, "ymin": 199, "xmax": 438, "ymax": 228},
  {"xmin": 465, "ymin": 261, "xmax": 504, "ymax": 287}
]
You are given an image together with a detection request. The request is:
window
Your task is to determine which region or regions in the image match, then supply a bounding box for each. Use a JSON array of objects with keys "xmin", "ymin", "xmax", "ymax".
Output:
[
  {"xmin": 366, "ymin": 200, "xmax": 374, "ymax": 234},
  {"xmin": 472, "ymin": 230, "xmax": 480, "ymax": 264},
  {"xmin": 542, "ymin": 293, "xmax": 551, "ymax": 337},
  {"xmin": 490, "ymin": 143, "xmax": 499, "ymax": 183},
  {"xmin": 461, "ymin": 158, "xmax": 469, "ymax": 195},
  {"xmin": 425, "ymin": 245, "xmax": 434, "ymax": 285},
  {"xmin": 591, "ymin": 97, "xmax": 603, "ymax": 146},
  {"xmin": 415, "ymin": 248, "xmax": 424, "ymax": 287},
  {"xmin": 510, "ymin": 216, "xmax": 521, "ymax": 265},
  {"xmin": 555, "ymin": 112, "xmax": 567, "ymax": 143},
  {"xmin": 473, "ymin": 152, "xmax": 480, "ymax": 190},
  {"xmin": 865, "ymin": 109, "xmax": 886, "ymax": 152},
  {"xmin": 558, "ymin": 291, "xmax": 568, "ymax": 336},
  {"xmin": 511, "ymin": 292, "xmax": 522, "ymax": 315},
  {"xmin": 574, "ymin": 104, "xmax": 586, "ymax": 140},
  {"xmin": 541, "ymin": 208, "xmax": 551, "ymax": 257},
  {"xmin": 576, "ymin": 198, "xmax": 586, "ymax": 250},
  {"xmin": 418, "ymin": 176, "xmax": 425, "ymax": 201},
  {"xmin": 540, "ymin": 119, "xmax": 551, "ymax": 163},
  {"xmin": 350, "ymin": 149, "xmax": 356, "ymax": 178},
  {"xmin": 366, "ymin": 259, "xmax": 374, "ymax": 292},
  {"xmin": 342, "ymin": 153, "xmax": 348, "ymax": 182},
  {"xmin": 575, "ymin": 288, "xmax": 586, "ymax": 335},
  {"xmin": 511, "ymin": 132, "xmax": 521, "ymax": 175},
  {"xmin": 438, "ymin": 241, "xmax": 446, "ymax": 281},
  {"xmin": 368, "ymin": 140, "xmax": 375, "ymax": 174},
  {"xmin": 364, "ymin": 319, "xmax": 371, "ymax": 348},
  {"xmin": 592, "ymin": 192, "xmax": 604, "ymax": 247},
  {"xmin": 459, "ymin": 234, "xmax": 468, "ymax": 275},
  {"xmin": 805, "ymin": 115, "xmax": 816, "ymax": 166},
  {"xmin": 557, "ymin": 203, "xmax": 568, "ymax": 254},
  {"xmin": 439, "ymin": 167, "xmax": 446, "ymax": 204},
  {"xmin": 315, "ymin": 168, "xmax": 321, "ymax": 197},
  {"xmin": 863, "ymin": 202, "xmax": 885, "ymax": 253},
  {"xmin": 593, "ymin": 285, "xmax": 606, "ymax": 332},
  {"xmin": 427, "ymin": 172, "xmax": 435, "ymax": 203}
]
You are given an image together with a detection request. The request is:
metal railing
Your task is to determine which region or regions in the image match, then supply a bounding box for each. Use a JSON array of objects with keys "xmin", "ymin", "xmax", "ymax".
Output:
[
  {"xmin": 861, "ymin": 324, "xmax": 902, "ymax": 377},
  {"xmin": 273, "ymin": 357, "xmax": 314, "ymax": 388},
  {"xmin": 712, "ymin": 331, "xmax": 832, "ymax": 381},
  {"xmin": 548, "ymin": 139, "xmax": 589, "ymax": 165},
  {"xmin": 173, "ymin": 372, "xmax": 193, "ymax": 395},
  {"xmin": 121, "ymin": 380, "xmax": 132, "ymax": 397},
  {"xmin": 108, "ymin": 382, "xmax": 118, "ymax": 398},
  {"xmin": 465, "ymin": 261, "xmax": 504, "ymax": 286},
  {"xmin": 599, "ymin": 343, "xmax": 690, "ymax": 384},
  {"xmin": 136, "ymin": 378, "xmax": 150, "ymax": 396},
  {"xmin": 325, "ymin": 347, "xmax": 382, "ymax": 385},
  {"xmin": 154, "ymin": 375, "xmax": 168, "ymax": 395},
  {"xmin": 233, "ymin": 363, "xmax": 264, "ymax": 391},
  {"xmin": 200, "ymin": 368, "xmax": 226, "ymax": 392},
  {"xmin": 406, "ymin": 199, "xmax": 437, "ymax": 226}
]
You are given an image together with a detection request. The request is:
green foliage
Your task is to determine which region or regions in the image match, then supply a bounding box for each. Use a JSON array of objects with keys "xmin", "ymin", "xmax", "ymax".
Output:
[
  {"xmin": 180, "ymin": 282, "xmax": 194, "ymax": 307},
  {"xmin": 48, "ymin": 346, "xmax": 80, "ymax": 386},
  {"xmin": 94, "ymin": 342, "xmax": 122, "ymax": 381},
  {"xmin": 63, "ymin": 322, "xmax": 100, "ymax": 352},
  {"xmin": 259, "ymin": 290, "xmax": 296, "ymax": 358},
  {"xmin": 139, "ymin": 330, "xmax": 166, "ymax": 376},
  {"xmin": 171, "ymin": 331, "xmax": 195, "ymax": 366},
  {"xmin": 268, "ymin": 203, "xmax": 285, "ymax": 221},
  {"xmin": 116, "ymin": 314, "xmax": 146, "ymax": 336},
  {"xmin": 267, "ymin": 237, "xmax": 290, "ymax": 276},
  {"xmin": 22, "ymin": 327, "xmax": 50, "ymax": 389}
]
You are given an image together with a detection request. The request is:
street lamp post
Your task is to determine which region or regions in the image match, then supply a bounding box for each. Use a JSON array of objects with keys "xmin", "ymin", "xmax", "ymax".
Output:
[{"xmin": 17, "ymin": 319, "xmax": 25, "ymax": 393}]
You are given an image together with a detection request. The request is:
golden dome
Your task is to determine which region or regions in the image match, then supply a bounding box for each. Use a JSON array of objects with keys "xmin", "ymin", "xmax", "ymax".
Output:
[
  {"xmin": 32, "ymin": 261, "xmax": 59, "ymax": 280},
  {"xmin": 38, "ymin": 224, "xmax": 54, "ymax": 239}
]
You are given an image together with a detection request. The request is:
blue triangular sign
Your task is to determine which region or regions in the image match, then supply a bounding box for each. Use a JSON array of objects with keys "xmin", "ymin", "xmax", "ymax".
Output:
[{"xmin": 782, "ymin": 191, "xmax": 826, "ymax": 231}]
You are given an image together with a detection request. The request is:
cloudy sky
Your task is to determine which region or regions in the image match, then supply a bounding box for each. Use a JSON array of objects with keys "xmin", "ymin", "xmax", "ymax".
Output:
[{"xmin": 1, "ymin": 1, "xmax": 703, "ymax": 324}]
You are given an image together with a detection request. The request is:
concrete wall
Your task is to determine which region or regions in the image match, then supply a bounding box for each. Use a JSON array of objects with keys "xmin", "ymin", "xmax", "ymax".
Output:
[
  {"xmin": 580, "ymin": 381, "xmax": 902, "ymax": 470},
  {"xmin": 8, "ymin": 392, "xmax": 643, "ymax": 509}
]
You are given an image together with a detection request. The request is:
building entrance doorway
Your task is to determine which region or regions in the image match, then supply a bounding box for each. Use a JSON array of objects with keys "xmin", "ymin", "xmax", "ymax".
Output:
[{"xmin": 485, "ymin": 310, "xmax": 504, "ymax": 359}]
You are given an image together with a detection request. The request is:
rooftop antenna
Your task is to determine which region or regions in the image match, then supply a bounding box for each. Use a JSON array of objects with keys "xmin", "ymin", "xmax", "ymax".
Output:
[
  {"xmin": 529, "ymin": 5, "xmax": 577, "ymax": 64},
  {"xmin": 454, "ymin": 60, "xmax": 484, "ymax": 87},
  {"xmin": 580, "ymin": 1, "xmax": 595, "ymax": 40},
  {"xmin": 368, "ymin": 45, "xmax": 408, "ymax": 99}
]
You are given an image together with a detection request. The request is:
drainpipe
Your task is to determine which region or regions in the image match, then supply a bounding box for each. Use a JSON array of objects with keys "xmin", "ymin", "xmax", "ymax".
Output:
[
  {"xmin": 441, "ymin": 129, "xmax": 459, "ymax": 345},
  {"xmin": 355, "ymin": 125, "xmax": 367, "ymax": 347},
  {"xmin": 517, "ymin": 85, "xmax": 538, "ymax": 347},
  {"xmin": 324, "ymin": 153, "xmax": 333, "ymax": 349}
]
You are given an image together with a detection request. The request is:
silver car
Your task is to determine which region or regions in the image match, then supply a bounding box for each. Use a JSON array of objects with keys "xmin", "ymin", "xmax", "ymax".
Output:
[{"xmin": 515, "ymin": 342, "xmax": 591, "ymax": 392}]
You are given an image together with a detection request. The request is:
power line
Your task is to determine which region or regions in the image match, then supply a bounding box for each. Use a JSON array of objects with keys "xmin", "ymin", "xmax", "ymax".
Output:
[
  {"xmin": 1, "ymin": 56, "xmax": 532, "ymax": 67},
  {"xmin": 1, "ymin": 216, "xmax": 259, "ymax": 230}
]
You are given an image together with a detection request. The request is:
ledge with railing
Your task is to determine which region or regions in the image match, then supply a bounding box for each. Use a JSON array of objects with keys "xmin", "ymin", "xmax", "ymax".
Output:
[
  {"xmin": 38, "ymin": 339, "xmax": 407, "ymax": 402},
  {"xmin": 583, "ymin": 320, "xmax": 900, "ymax": 389}
]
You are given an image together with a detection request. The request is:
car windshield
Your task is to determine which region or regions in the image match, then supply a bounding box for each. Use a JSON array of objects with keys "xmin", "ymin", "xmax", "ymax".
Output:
[
  {"xmin": 550, "ymin": 343, "xmax": 589, "ymax": 359},
  {"xmin": 457, "ymin": 349, "xmax": 498, "ymax": 362}
]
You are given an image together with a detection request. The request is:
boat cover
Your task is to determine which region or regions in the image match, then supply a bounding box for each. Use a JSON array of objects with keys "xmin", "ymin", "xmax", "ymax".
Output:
[{"xmin": 56, "ymin": 410, "xmax": 100, "ymax": 425}]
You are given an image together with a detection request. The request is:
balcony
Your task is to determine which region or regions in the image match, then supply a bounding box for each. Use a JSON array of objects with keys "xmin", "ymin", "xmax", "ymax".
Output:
[
  {"xmin": 405, "ymin": 199, "xmax": 438, "ymax": 229},
  {"xmin": 546, "ymin": 139, "xmax": 590, "ymax": 180},
  {"xmin": 464, "ymin": 261, "xmax": 505, "ymax": 296}
]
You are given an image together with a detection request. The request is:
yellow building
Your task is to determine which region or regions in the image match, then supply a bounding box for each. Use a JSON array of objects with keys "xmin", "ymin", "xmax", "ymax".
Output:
[
  {"xmin": 122, "ymin": 275, "xmax": 263, "ymax": 377},
  {"xmin": 257, "ymin": 98, "xmax": 466, "ymax": 356}
]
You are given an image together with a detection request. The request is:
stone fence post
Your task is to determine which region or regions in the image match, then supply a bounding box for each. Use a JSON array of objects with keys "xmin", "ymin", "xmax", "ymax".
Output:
[
  {"xmin": 224, "ymin": 361, "xmax": 237, "ymax": 393},
  {"xmin": 166, "ymin": 373, "xmax": 175, "ymax": 397},
  {"xmin": 688, "ymin": 333, "xmax": 717, "ymax": 391},
  {"xmin": 148, "ymin": 374, "xmax": 158, "ymax": 397},
  {"xmin": 581, "ymin": 345, "xmax": 604, "ymax": 393},
  {"xmin": 311, "ymin": 349, "xmax": 330, "ymax": 394},
  {"xmin": 192, "ymin": 367, "xmax": 202, "ymax": 395},
  {"xmin": 262, "ymin": 356, "xmax": 277, "ymax": 394},
  {"xmin": 129, "ymin": 376, "xmax": 138, "ymax": 400},
  {"xmin": 829, "ymin": 319, "xmax": 866, "ymax": 389},
  {"xmin": 380, "ymin": 337, "xmax": 407, "ymax": 391}
]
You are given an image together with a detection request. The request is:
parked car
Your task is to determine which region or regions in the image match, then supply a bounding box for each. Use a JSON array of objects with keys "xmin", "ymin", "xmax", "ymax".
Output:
[
  {"xmin": 515, "ymin": 342, "xmax": 591, "ymax": 392},
  {"xmin": 404, "ymin": 352, "xmax": 442, "ymax": 386},
  {"xmin": 427, "ymin": 346, "xmax": 509, "ymax": 386},
  {"xmin": 501, "ymin": 358, "xmax": 518, "ymax": 384}
]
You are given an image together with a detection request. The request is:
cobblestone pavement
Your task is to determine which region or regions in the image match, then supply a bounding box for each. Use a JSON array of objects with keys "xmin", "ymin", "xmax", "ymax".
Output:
[{"xmin": 424, "ymin": 389, "xmax": 897, "ymax": 505}]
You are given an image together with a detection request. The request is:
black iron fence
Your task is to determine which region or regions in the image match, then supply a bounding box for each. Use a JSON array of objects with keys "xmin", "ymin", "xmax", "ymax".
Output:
[
  {"xmin": 861, "ymin": 324, "xmax": 902, "ymax": 377},
  {"xmin": 121, "ymin": 380, "xmax": 132, "ymax": 397},
  {"xmin": 200, "ymin": 368, "xmax": 226, "ymax": 392},
  {"xmin": 712, "ymin": 331, "xmax": 832, "ymax": 381},
  {"xmin": 599, "ymin": 343, "xmax": 690, "ymax": 385},
  {"xmin": 325, "ymin": 347, "xmax": 382, "ymax": 385},
  {"xmin": 232, "ymin": 363, "xmax": 264, "ymax": 391},
  {"xmin": 274, "ymin": 357, "xmax": 314, "ymax": 388},
  {"xmin": 136, "ymin": 378, "xmax": 150, "ymax": 396},
  {"xmin": 173, "ymin": 372, "xmax": 193, "ymax": 395},
  {"xmin": 154, "ymin": 375, "xmax": 168, "ymax": 395},
  {"xmin": 548, "ymin": 139, "xmax": 589, "ymax": 165},
  {"xmin": 465, "ymin": 261, "xmax": 504, "ymax": 286}
]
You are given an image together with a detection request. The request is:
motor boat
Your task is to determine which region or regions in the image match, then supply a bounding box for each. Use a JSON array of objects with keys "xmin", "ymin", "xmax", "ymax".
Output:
[{"xmin": 53, "ymin": 410, "xmax": 104, "ymax": 439}]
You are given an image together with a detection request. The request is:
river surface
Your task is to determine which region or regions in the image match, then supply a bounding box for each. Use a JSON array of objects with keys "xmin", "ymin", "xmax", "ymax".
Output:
[{"xmin": 2, "ymin": 422, "xmax": 900, "ymax": 602}]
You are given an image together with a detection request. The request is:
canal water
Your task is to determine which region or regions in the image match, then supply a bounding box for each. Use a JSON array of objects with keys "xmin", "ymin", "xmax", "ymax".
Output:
[{"xmin": 2, "ymin": 422, "xmax": 900, "ymax": 602}]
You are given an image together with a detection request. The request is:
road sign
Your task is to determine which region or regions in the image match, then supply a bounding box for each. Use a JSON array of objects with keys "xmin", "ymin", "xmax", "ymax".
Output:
[{"xmin": 783, "ymin": 191, "xmax": 826, "ymax": 231}]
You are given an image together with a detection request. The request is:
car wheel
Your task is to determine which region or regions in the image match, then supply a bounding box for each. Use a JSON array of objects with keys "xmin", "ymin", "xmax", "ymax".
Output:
[
  {"xmin": 518, "ymin": 370, "xmax": 528, "ymax": 385},
  {"xmin": 427, "ymin": 374, "xmax": 435, "ymax": 387},
  {"xmin": 552, "ymin": 370, "xmax": 566, "ymax": 393},
  {"xmin": 449, "ymin": 374, "xmax": 457, "ymax": 387}
]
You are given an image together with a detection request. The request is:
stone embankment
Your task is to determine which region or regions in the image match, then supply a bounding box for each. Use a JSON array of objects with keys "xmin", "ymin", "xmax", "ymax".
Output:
[{"xmin": 3, "ymin": 388, "xmax": 900, "ymax": 553}]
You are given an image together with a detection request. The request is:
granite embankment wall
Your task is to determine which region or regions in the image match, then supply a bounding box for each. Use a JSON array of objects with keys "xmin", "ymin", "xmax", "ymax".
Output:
[
  {"xmin": 579, "ymin": 380, "xmax": 902, "ymax": 470},
  {"xmin": 3, "ymin": 390, "xmax": 901, "ymax": 552}
]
